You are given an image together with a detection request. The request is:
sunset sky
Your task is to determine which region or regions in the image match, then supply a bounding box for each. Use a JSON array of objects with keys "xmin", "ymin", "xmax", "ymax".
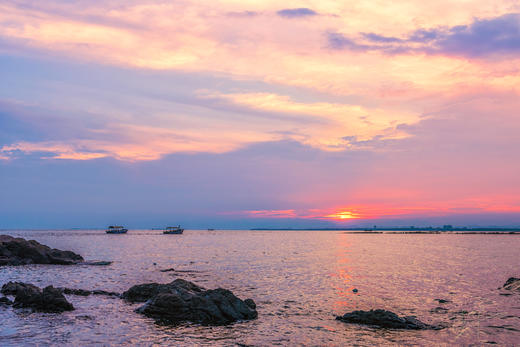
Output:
[{"xmin": 1, "ymin": 0, "xmax": 520, "ymax": 228}]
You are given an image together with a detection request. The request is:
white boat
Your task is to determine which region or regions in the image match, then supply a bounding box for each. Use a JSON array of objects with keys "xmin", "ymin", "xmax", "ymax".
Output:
[
  {"xmin": 163, "ymin": 226, "xmax": 184, "ymax": 234},
  {"xmin": 106, "ymin": 225, "xmax": 128, "ymax": 234}
]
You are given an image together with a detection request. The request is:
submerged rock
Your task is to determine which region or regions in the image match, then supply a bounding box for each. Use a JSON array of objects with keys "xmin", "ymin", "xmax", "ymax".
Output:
[
  {"xmin": 79, "ymin": 261, "xmax": 113, "ymax": 266},
  {"xmin": 0, "ymin": 235, "xmax": 83, "ymax": 266},
  {"xmin": 12, "ymin": 284, "xmax": 74, "ymax": 313},
  {"xmin": 159, "ymin": 268, "xmax": 176, "ymax": 272},
  {"xmin": 59, "ymin": 287, "xmax": 120, "ymax": 297},
  {"xmin": 503, "ymin": 277, "xmax": 520, "ymax": 291},
  {"xmin": 336, "ymin": 309, "xmax": 437, "ymax": 330},
  {"xmin": 124, "ymin": 279, "xmax": 257, "ymax": 325}
]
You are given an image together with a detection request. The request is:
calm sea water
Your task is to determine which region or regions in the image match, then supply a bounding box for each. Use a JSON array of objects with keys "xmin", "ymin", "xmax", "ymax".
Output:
[{"xmin": 0, "ymin": 230, "xmax": 519, "ymax": 346}]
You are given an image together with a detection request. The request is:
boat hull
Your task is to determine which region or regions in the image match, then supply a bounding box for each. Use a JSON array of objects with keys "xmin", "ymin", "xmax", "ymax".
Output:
[
  {"xmin": 163, "ymin": 229, "xmax": 184, "ymax": 234},
  {"xmin": 106, "ymin": 229, "xmax": 128, "ymax": 234}
]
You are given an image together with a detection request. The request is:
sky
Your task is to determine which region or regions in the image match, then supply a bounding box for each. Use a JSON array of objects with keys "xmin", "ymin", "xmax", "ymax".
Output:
[{"xmin": 1, "ymin": 0, "xmax": 520, "ymax": 229}]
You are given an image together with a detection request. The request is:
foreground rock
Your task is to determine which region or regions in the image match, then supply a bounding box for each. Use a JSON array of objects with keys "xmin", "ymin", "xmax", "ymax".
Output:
[
  {"xmin": 1, "ymin": 282, "xmax": 74, "ymax": 312},
  {"xmin": 336, "ymin": 309, "xmax": 437, "ymax": 330},
  {"xmin": 0, "ymin": 235, "xmax": 83, "ymax": 265},
  {"xmin": 503, "ymin": 277, "xmax": 520, "ymax": 291},
  {"xmin": 1, "ymin": 281, "xmax": 40, "ymax": 296},
  {"xmin": 123, "ymin": 279, "xmax": 257, "ymax": 325}
]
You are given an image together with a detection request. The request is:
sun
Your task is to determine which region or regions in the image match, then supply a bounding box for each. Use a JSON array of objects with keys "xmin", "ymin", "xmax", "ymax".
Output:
[{"xmin": 326, "ymin": 211, "xmax": 360, "ymax": 220}]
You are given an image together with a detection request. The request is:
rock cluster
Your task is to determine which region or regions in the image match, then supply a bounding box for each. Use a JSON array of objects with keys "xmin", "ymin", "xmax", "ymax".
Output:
[
  {"xmin": 503, "ymin": 277, "xmax": 520, "ymax": 291},
  {"xmin": 1, "ymin": 281, "xmax": 74, "ymax": 313},
  {"xmin": 0, "ymin": 235, "xmax": 83, "ymax": 265},
  {"xmin": 336, "ymin": 309, "xmax": 436, "ymax": 330},
  {"xmin": 123, "ymin": 278, "xmax": 257, "ymax": 325}
]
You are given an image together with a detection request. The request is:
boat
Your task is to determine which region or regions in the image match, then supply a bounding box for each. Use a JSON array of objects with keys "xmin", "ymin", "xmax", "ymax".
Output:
[
  {"xmin": 106, "ymin": 225, "xmax": 128, "ymax": 234},
  {"xmin": 163, "ymin": 225, "xmax": 184, "ymax": 234}
]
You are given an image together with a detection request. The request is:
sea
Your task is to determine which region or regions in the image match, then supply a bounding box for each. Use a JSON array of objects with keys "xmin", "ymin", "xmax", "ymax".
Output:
[{"xmin": 0, "ymin": 229, "xmax": 519, "ymax": 346}]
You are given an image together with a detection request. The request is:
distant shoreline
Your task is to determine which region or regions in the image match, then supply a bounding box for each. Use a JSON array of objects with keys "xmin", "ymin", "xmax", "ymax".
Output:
[{"xmin": 251, "ymin": 227, "xmax": 520, "ymax": 234}]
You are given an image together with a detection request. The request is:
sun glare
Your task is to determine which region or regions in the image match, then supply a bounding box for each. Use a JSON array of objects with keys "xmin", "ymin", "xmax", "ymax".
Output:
[{"xmin": 326, "ymin": 211, "xmax": 360, "ymax": 220}]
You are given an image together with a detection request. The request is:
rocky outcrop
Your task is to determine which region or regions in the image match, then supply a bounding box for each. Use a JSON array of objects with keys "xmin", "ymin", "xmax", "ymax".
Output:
[
  {"xmin": 3, "ymin": 282, "xmax": 74, "ymax": 312},
  {"xmin": 503, "ymin": 277, "xmax": 520, "ymax": 291},
  {"xmin": 0, "ymin": 235, "xmax": 83, "ymax": 265},
  {"xmin": 336, "ymin": 309, "xmax": 437, "ymax": 330},
  {"xmin": 1, "ymin": 281, "xmax": 40, "ymax": 296},
  {"xmin": 123, "ymin": 279, "xmax": 257, "ymax": 325}
]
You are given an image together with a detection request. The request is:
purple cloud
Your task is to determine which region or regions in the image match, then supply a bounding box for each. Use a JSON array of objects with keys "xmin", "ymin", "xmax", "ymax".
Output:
[
  {"xmin": 277, "ymin": 8, "xmax": 317, "ymax": 18},
  {"xmin": 361, "ymin": 32, "xmax": 403, "ymax": 43},
  {"xmin": 329, "ymin": 13, "xmax": 520, "ymax": 58}
]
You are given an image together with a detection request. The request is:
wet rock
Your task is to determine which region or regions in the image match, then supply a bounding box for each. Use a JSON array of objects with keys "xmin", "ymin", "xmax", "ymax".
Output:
[
  {"xmin": 13, "ymin": 284, "xmax": 74, "ymax": 312},
  {"xmin": 59, "ymin": 288, "xmax": 120, "ymax": 297},
  {"xmin": 122, "ymin": 283, "xmax": 174, "ymax": 302},
  {"xmin": 79, "ymin": 261, "xmax": 112, "ymax": 266},
  {"xmin": 336, "ymin": 309, "xmax": 437, "ymax": 330},
  {"xmin": 503, "ymin": 277, "xmax": 520, "ymax": 291},
  {"xmin": 92, "ymin": 290, "xmax": 120, "ymax": 297},
  {"xmin": 1, "ymin": 281, "xmax": 40, "ymax": 296},
  {"xmin": 0, "ymin": 235, "xmax": 83, "ymax": 266},
  {"xmin": 125, "ymin": 279, "xmax": 257, "ymax": 325},
  {"xmin": 0, "ymin": 296, "xmax": 12, "ymax": 305},
  {"xmin": 159, "ymin": 268, "xmax": 176, "ymax": 272},
  {"xmin": 61, "ymin": 288, "xmax": 91, "ymax": 296}
]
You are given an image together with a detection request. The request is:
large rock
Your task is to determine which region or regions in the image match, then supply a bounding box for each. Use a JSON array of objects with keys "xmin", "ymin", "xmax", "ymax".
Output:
[
  {"xmin": 0, "ymin": 235, "xmax": 83, "ymax": 265},
  {"xmin": 503, "ymin": 277, "xmax": 520, "ymax": 291},
  {"xmin": 123, "ymin": 279, "xmax": 257, "ymax": 325},
  {"xmin": 1, "ymin": 281, "xmax": 40, "ymax": 296},
  {"xmin": 11, "ymin": 283, "xmax": 74, "ymax": 312},
  {"xmin": 336, "ymin": 309, "xmax": 436, "ymax": 330}
]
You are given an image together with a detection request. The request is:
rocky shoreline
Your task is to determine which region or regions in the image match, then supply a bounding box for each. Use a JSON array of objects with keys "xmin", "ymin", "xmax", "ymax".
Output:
[
  {"xmin": 0, "ymin": 235, "xmax": 83, "ymax": 265},
  {"xmin": 0, "ymin": 235, "xmax": 258, "ymax": 325}
]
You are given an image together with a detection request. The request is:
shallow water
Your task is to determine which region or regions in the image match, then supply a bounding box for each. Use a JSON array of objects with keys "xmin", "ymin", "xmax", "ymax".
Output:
[{"xmin": 0, "ymin": 230, "xmax": 519, "ymax": 346}]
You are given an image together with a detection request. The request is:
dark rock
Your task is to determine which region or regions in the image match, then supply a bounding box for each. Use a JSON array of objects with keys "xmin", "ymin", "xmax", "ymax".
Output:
[
  {"xmin": 160, "ymin": 268, "xmax": 176, "ymax": 272},
  {"xmin": 61, "ymin": 288, "xmax": 91, "ymax": 296},
  {"xmin": 0, "ymin": 235, "xmax": 83, "ymax": 266},
  {"xmin": 244, "ymin": 298, "xmax": 256, "ymax": 309},
  {"xmin": 0, "ymin": 296, "xmax": 12, "ymax": 305},
  {"xmin": 336, "ymin": 309, "xmax": 437, "ymax": 330},
  {"xmin": 125, "ymin": 279, "xmax": 257, "ymax": 325},
  {"xmin": 79, "ymin": 261, "xmax": 112, "ymax": 266},
  {"xmin": 92, "ymin": 290, "xmax": 120, "ymax": 297},
  {"xmin": 2, "ymin": 281, "xmax": 40, "ymax": 296},
  {"xmin": 435, "ymin": 299, "xmax": 450, "ymax": 304},
  {"xmin": 503, "ymin": 277, "xmax": 520, "ymax": 291},
  {"xmin": 13, "ymin": 284, "xmax": 74, "ymax": 312},
  {"xmin": 122, "ymin": 283, "xmax": 174, "ymax": 302}
]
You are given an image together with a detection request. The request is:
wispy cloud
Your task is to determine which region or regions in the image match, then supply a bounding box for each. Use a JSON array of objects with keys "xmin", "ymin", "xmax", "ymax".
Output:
[{"xmin": 276, "ymin": 8, "xmax": 317, "ymax": 18}]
